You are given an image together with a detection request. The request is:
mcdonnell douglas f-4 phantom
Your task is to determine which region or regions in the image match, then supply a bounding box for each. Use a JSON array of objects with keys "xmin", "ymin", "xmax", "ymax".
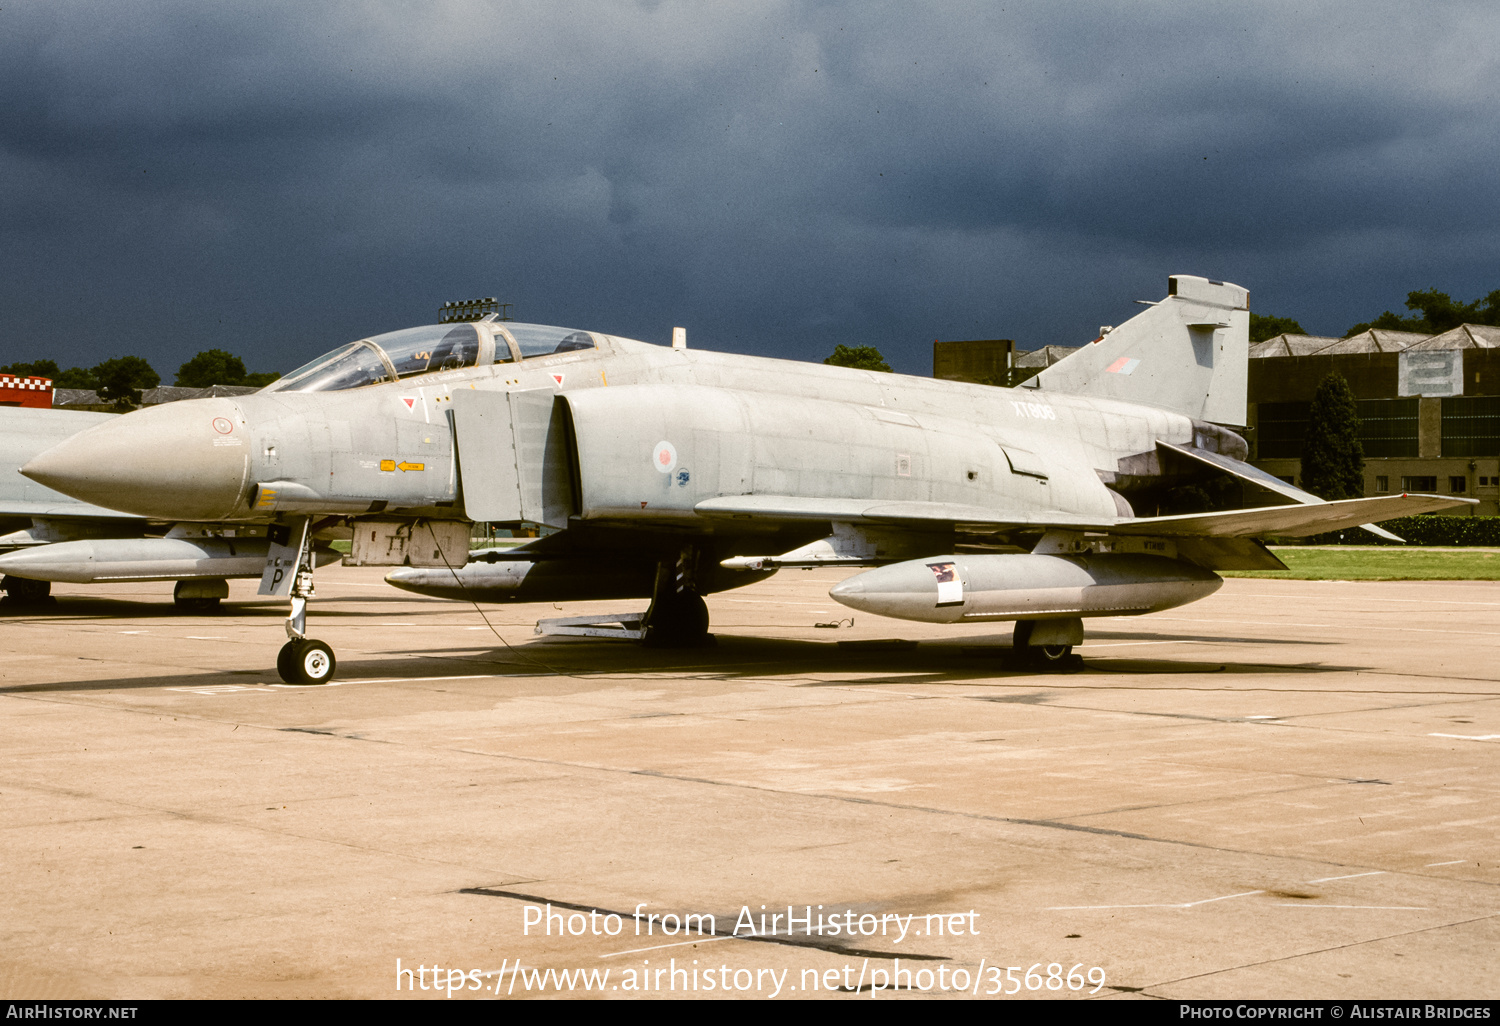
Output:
[{"xmin": 22, "ymin": 276, "xmax": 1470, "ymax": 683}]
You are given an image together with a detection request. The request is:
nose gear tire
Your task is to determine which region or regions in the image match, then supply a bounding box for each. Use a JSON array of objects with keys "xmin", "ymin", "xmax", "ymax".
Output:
[{"xmin": 277, "ymin": 638, "xmax": 337, "ymax": 684}]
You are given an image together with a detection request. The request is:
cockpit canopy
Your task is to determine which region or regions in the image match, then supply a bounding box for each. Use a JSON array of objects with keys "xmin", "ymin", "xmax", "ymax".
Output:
[{"xmin": 264, "ymin": 321, "xmax": 601, "ymax": 394}]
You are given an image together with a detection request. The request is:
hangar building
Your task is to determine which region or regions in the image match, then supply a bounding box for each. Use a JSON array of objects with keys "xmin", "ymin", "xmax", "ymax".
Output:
[{"xmin": 1249, "ymin": 325, "xmax": 1500, "ymax": 515}]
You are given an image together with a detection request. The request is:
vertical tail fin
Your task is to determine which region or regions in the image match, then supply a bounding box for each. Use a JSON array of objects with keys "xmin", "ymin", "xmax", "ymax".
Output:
[{"xmin": 1032, "ymin": 275, "xmax": 1250, "ymax": 426}]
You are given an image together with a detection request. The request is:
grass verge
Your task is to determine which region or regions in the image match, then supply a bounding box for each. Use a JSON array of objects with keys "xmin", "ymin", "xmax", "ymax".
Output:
[{"xmin": 1226, "ymin": 546, "xmax": 1500, "ymax": 580}]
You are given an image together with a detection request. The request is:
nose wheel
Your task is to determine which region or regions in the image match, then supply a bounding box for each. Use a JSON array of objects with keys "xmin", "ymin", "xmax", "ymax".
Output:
[
  {"xmin": 277, "ymin": 638, "xmax": 337, "ymax": 685},
  {"xmin": 263, "ymin": 516, "xmax": 340, "ymax": 685}
]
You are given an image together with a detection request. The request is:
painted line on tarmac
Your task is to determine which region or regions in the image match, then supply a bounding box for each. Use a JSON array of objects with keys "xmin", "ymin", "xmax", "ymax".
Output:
[
  {"xmin": 339, "ymin": 673, "xmax": 554, "ymax": 683},
  {"xmin": 1429, "ymin": 733, "xmax": 1500, "ymax": 741},
  {"xmin": 601, "ymin": 935, "xmax": 740, "ymax": 958},
  {"xmin": 1427, "ymin": 860, "xmax": 1468, "ymax": 866},
  {"xmin": 1047, "ymin": 890, "xmax": 1264, "ymax": 911},
  {"xmin": 166, "ymin": 673, "xmax": 563, "ymax": 690},
  {"xmin": 1307, "ymin": 871, "xmax": 1385, "ymax": 883},
  {"xmin": 724, "ymin": 598, "xmax": 842, "ymax": 607},
  {"xmin": 1274, "ymin": 904, "xmax": 1430, "ymax": 910},
  {"xmin": 165, "ymin": 685, "xmax": 279, "ymax": 695}
]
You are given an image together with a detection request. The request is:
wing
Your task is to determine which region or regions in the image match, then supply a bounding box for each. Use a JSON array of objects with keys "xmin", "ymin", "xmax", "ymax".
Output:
[
  {"xmin": 1114, "ymin": 493, "xmax": 1472, "ymax": 537},
  {"xmin": 694, "ymin": 491, "xmax": 1469, "ymax": 537},
  {"xmin": 693, "ymin": 494, "xmax": 1113, "ymax": 530},
  {"xmin": 696, "ymin": 492, "xmax": 1471, "ymax": 573},
  {"xmin": 0, "ymin": 498, "xmax": 144, "ymax": 520}
]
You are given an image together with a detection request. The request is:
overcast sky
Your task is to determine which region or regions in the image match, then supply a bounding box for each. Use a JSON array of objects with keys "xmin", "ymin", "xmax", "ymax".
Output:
[{"xmin": 4, "ymin": 1, "xmax": 1499, "ymax": 377}]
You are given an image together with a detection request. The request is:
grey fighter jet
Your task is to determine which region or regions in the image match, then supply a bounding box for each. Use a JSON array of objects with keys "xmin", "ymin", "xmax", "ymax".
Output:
[{"xmin": 22, "ymin": 276, "xmax": 1470, "ymax": 683}]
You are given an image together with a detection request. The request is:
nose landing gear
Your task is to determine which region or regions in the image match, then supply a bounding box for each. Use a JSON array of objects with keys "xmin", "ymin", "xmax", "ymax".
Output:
[{"xmin": 264, "ymin": 517, "xmax": 339, "ymax": 685}]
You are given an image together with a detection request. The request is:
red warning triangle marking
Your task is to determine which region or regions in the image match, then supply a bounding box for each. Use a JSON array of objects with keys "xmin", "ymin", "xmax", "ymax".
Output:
[
  {"xmin": 550, "ymin": 373, "xmax": 565, "ymax": 387},
  {"xmin": 400, "ymin": 397, "xmax": 416, "ymax": 410}
]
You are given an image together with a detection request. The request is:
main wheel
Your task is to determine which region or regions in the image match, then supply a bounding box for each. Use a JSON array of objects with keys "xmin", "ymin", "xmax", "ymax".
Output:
[
  {"xmin": 1, "ymin": 576, "xmax": 52, "ymax": 604},
  {"xmin": 277, "ymin": 639, "xmax": 337, "ymax": 684},
  {"xmin": 642, "ymin": 591, "xmax": 711, "ymax": 648},
  {"xmin": 1011, "ymin": 621, "xmax": 1074, "ymax": 669},
  {"xmin": 173, "ymin": 579, "xmax": 226, "ymax": 612}
]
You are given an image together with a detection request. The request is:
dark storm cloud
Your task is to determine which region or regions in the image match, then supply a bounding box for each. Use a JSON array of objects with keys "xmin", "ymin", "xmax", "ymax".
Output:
[{"xmin": 3, "ymin": 0, "xmax": 1499, "ymax": 375}]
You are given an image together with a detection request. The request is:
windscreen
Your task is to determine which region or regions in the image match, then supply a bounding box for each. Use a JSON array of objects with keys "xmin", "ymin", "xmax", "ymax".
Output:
[
  {"xmin": 265, "ymin": 320, "xmax": 593, "ymax": 393},
  {"xmin": 266, "ymin": 342, "xmax": 391, "ymax": 393},
  {"xmin": 264, "ymin": 324, "xmax": 481, "ymax": 393}
]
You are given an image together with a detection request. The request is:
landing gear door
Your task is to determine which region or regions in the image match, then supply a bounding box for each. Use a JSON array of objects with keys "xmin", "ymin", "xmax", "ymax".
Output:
[
  {"xmin": 258, "ymin": 517, "xmax": 309, "ymax": 597},
  {"xmin": 450, "ymin": 388, "xmax": 570, "ymax": 528}
]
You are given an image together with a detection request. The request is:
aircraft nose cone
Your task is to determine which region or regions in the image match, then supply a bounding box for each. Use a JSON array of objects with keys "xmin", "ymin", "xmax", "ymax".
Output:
[{"xmin": 22, "ymin": 399, "xmax": 252, "ymax": 520}]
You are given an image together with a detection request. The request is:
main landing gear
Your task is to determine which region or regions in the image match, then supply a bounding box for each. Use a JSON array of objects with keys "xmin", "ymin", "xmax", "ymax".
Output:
[
  {"xmin": 267, "ymin": 517, "xmax": 338, "ymax": 685},
  {"xmin": 641, "ymin": 546, "xmax": 713, "ymax": 648},
  {"xmin": 0, "ymin": 575, "xmax": 52, "ymax": 606},
  {"xmin": 1012, "ymin": 617, "xmax": 1084, "ymax": 670},
  {"xmin": 173, "ymin": 578, "xmax": 227, "ymax": 612}
]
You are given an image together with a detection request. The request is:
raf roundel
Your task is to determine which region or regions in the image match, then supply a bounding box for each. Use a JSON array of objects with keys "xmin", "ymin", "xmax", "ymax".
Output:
[
  {"xmin": 652, "ymin": 441, "xmax": 677, "ymax": 474},
  {"xmin": 212, "ymin": 417, "xmax": 234, "ymax": 435}
]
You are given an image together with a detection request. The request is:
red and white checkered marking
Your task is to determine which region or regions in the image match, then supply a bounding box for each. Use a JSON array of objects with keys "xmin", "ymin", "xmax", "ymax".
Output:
[{"xmin": 0, "ymin": 376, "xmax": 52, "ymax": 390}]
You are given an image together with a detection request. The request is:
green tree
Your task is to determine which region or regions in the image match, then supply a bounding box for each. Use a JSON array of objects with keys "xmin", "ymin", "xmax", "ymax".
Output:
[
  {"xmin": 0, "ymin": 358, "xmax": 97, "ymax": 388},
  {"xmin": 53, "ymin": 366, "xmax": 97, "ymax": 389},
  {"xmin": 823, "ymin": 344, "xmax": 892, "ymax": 372},
  {"xmin": 1300, "ymin": 373, "xmax": 1364, "ymax": 500},
  {"xmin": 91, "ymin": 356, "xmax": 160, "ymax": 410},
  {"xmin": 175, "ymin": 349, "xmax": 279, "ymax": 388},
  {"xmin": 1346, "ymin": 288, "xmax": 1500, "ymax": 337},
  {"xmin": 0, "ymin": 359, "xmax": 61, "ymax": 379},
  {"xmin": 1249, "ymin": 314, "xmax": 1306, "ymax": 343},
  {"xmin": 176, "ymin": 349, "xmax": 248, "ymax": 388}
]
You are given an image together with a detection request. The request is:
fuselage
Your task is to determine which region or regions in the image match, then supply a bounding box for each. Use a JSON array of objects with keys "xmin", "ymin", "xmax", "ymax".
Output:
[{"xmin": 21, "ymin": 329, "xmax": 1204, "ymax": 536}]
